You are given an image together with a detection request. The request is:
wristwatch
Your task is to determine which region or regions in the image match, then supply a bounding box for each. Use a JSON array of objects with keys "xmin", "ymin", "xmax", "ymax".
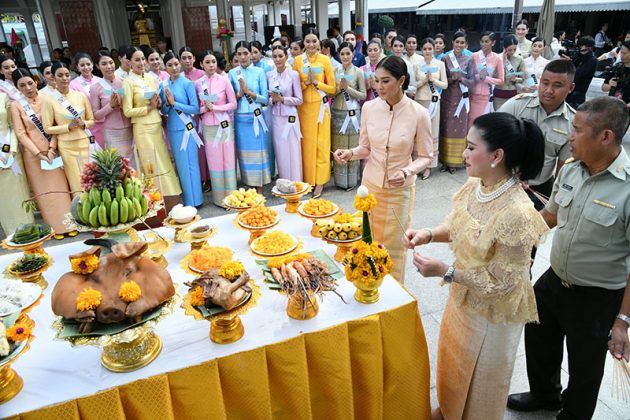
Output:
[
  {"xmin": 617, "ymin": 313, "xmax": 630, "ymax": 326},
  {"xmin": 443, "ymin": 265, "xmax": 455, "ymax": 283}
]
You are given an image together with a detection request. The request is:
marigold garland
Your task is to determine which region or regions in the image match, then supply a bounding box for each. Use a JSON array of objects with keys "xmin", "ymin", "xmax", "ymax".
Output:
[
  {"xmin": 190, "ymin": 286, "xmax": 205, "ymax": 307},
  {"xmin": 6, "ymin": 323, "xmax": 32, "ymax": 342},
  {"xmin": 218, "ymin": 260, "xmax": 245, "ymax": 281},
  {"xmin": 70, "ymin": 254, "xmax": 99, "ymax": 275},
  {"xmin": 76, "ymin": 288, "xmax": 102, "ymax": 311},
  {"xmin": 354, "ymin": 193, "xmax": 377, "ymax": 212},
  {"xmin": 342, "ymin": 241, "xmax": 393, "ymax": 283},
  {"xmin": 119, "ymin": 280, "xmax": 142, "ymax": 302}
]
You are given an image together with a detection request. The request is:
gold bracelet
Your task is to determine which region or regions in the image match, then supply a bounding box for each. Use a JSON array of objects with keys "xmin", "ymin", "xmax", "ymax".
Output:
[{"xmin": 422, "ymin": 228, "xmax": 434, "ymax": 243}]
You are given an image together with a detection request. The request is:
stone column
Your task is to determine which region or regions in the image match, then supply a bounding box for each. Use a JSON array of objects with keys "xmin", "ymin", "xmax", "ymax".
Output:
[
  {"xmin": 21, "ymin": 8, "xmax": 43, "ymax": 63},
  {"xmin": 93, "ymin": 0, "xmax": 116, "ymax": 49},
  {"xmin": 35, "ymin": 0, "xmax": 62, "ymax": 54},
  {"xmin": 315, "ymin": 0, "xmax": 328, "ymax": 36},
  {"xmin": 338, "ymin": 0, "xmax": 350, "ymax": 33},
  {"xmin": 242, "ymin": 0, "xmax": 252, "ymax": 41},
  {"xmin": 289, "ymin": 0, "xmax": 302, "ymax": 38},
  {"xmin": 166, "ymin": 0, "xmax": 186, "ymax": 50}
]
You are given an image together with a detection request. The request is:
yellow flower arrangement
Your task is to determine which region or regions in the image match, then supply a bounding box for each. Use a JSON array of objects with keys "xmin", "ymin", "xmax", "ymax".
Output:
[
  {"xmin": 190, "ymin": 286, "xmax": 205, "ymax": 307},
  {"xmin": 354, "ymin": 193, "xmax": 377, "ymax": 213},
  {"xmin": 70, "ymin": 254, "xmax": 99, "ymax": 275},
  {"xmin": 76, "ymin": 288, "xmax": 103, "ymax": 311},
  {"xmin": 219, "ymin": 260, "xmax": 245, "ymax": 281},
  {"xmin": 342, "ymin": 241, "xmax": 393, "ymax": 284},
  {"xmin": 119, "ymin": 280, "xmax": 142, "ymax": 302},
  {"xmin": 267, "ymin": 253, "xmax": 312, "ymax": 269},
  {"xmin": 6, "ymin": 323, "xmax": 32, "ymax": 342}
]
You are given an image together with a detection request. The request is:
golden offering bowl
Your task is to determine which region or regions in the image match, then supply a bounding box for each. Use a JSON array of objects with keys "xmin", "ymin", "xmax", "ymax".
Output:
[
  {"xmin": 163, "ymin": 215, "xmax": 201, "ymax": 243},
  {"xmin": 351, "ymin": 276, "xmax": 385, "ymax": 304},
  {"xmin": 286, "ymin": 290, "xmax": 319, "ymax": 320},
  {"xmin": 296, "ymin": 202, "xmax": 340, "ymax": 237},
  {"xmin": 210, "ymin": 316, "xmax": 244, "ymax": 344},
  {"xmin": 181, "ymin": 224, "xmax": 217, "ymax": 251},
  {"xmin": 222, "ymin": 196, "xmax": 265, "ymax": 214},
  {"xmin": 99, "ymin": 324, "xmax": 162, "ymax": 372},
  {"xmin": 237, "ymin": 215, "xmax": 280, "ymax": 245},
  {"xmin": 1, "ymin": 230, "xmax": 54, "ymax": 259},
  {"xmin": 322, "ymin": 236, "xmax": 363, "ymax": 263},
  {"xmin": 7, "ymin": 256, "xmax": 52, "ymax": 290},
  {"xmin": 0, "ymin": 315, "xmax": 35, "ymax": 404},
  {"xmin": 141, "ymin": 231, "xmax": 172, "ymax": 268},
  {"xmin": 271, "ymin": 184, "xmax": 312, "ymax": 213}
]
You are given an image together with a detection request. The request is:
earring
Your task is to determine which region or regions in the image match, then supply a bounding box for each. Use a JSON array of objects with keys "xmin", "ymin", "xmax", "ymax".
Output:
[{"xmin": 490, "ymin": 163, "xmax": 496, "ymax": 168}]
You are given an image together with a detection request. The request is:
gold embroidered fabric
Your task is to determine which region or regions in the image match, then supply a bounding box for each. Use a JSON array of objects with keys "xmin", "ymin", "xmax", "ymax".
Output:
[{"xmin": 443, "ymin": 178, "xmax": 549, "ymax": 324}]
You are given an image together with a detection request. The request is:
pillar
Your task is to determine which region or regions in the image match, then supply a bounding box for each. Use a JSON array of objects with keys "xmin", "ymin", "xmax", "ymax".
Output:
[
  {"xmin": 22, "ymin": 8, "xmax": 43, "ymax": 64},
  {"xmin": 356, "ymin": 0, "xmax": 368, "ymax": 40},
  {"xmin": 93, "ymin": 0, "xmax": 116, "ymax": 48},
  {"xmin": 243, "ymin": 0, "xmax": 252, "ymax": 41},
  {"xmin": 339, "ymin": 0, "xmax": 350, "ymax": 33},
  {"xmin": 216, "ymin": 0, "xmax": 233, "ymax": 51},
  {"xmin": 289, "ymin": 0, "xmax": 302, "ymax": 37},
  {"xmin": 315, "ymin": 0, "xmax": 328, "ymax": 36},
  {"xmin": 168, "ymin": 0, "xmax": 186, "ymax": 50},
  {"xmin": 35, "ymin": 0, "xmax": 62, "ymax": 54}
]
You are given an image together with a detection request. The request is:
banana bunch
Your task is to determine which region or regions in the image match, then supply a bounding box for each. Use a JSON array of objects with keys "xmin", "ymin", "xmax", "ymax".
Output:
[
  {"xmin": 225, "ymin": 188, "xmax": 262, "ymax": 208},
  {"xmin": 74, "ymin": 178, "xmax": 149, "ymax": 228},
  {"xmin": 316, "ymin": 212, "xmax": 362, "ymax": 241}
]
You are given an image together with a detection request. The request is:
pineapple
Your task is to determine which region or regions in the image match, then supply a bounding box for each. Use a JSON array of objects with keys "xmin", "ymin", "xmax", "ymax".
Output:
[{"xmin": 92, "ymin": 148, "xmax": 125, "ymax": 194}]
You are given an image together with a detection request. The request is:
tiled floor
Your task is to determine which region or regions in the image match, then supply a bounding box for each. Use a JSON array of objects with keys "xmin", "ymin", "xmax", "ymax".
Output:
[{"xmin": 2, "ymin": 146, "xmax": 629, "ymax": 419}]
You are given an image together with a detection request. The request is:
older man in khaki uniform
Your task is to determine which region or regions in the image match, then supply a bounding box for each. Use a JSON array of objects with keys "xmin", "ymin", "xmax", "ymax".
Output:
[
  {"xmin": 508, "ymin": 96, "xmax": 630, "ymax": 419},
  {"xmin": 499, "ymin": 59, "xmax": 576, "ymax": 210}
]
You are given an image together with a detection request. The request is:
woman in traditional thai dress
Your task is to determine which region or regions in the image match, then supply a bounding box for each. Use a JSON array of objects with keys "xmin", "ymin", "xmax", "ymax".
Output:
[
  {"xmin": 11, "ymin": 68, "xmax": 73, "ymax": 238},
  {"xmin": 293, "ymin": 29, "xmax": 336, "ymax": 198},
  {"xmin": 332, "ymin": 42, "xmax": 366, "ymax": 190},
  {"xmin": 69, "ymin": 53, "xmax": 104, "ymax": 147},
  {"xmin": 160, "ymin": 52, "xmax": 202, "ymax": 207},
  {"xmin": 390, "ymin": 35, "xmax": 417, "ymax": 99},
  {"xmin": 523, "ymin": 37, "xmax": 550, "ymax": 91},
  {"xmin": 439, "ymin": 31, "xmax": 474, "ymax": 174},
  {"xmin": 146, "ymin": 48, "xmax": 169, "ymax": 82},
  {"xmin": 434, "ymin": 34, "xmax": 446, "ymax": 60},
  {"xmin": 404, "ymin": 113, "xmax": 548, "ymax": 420},
  {"xmin": 334, "ymin": 56, "xmax": 432, "ymax": 283},
  {"xmin": 196, "ymin": 50, "xmax": 237, "ymax": 206},
  {"xmin": 494, "ymin": 35, "xmax": 529, "ymax": 110},
  {"xmin": 122, "ymin": 46, "xmax": 182, "ymax": 209},
  {"xmin": 0, "ymin": 56, "xmax": 19, "ymax": 100},
  {"xmin": 515, "ymin": 19, "xmax": 532, "ymax": 59},
  {"xmin": 289, "ymin": 39, "xmax": 304, "ymax": 66},
  {"xmin": 42, "ymin": 61, "xmax": 95, "ymax": 195},
  {"xmin": 415, "ymin": 37, "xmax": 447, "ymax": 180},
  {"xmin": 252, "ymin": 40, "xmax": 276, "ymax": 176},
  {"xmin": 90, "ymin": 51, "xmax": 134, "ymax": 165},
  {"xmin": 405, "ymin": 34, "xmax": 422, "ymax": 68},
  {"xmin": 361, "ymin": 40, "xmax": 383, "ymax": 103},
  {"xmin": 228, "ymin": 41, "xmax": 271, "ymax": 191},
  {"xmin": 38, "ymin": 61, "xmax": 57, "ymax": 97},
  {"xmin": 267, "ymin": 45, "xmax": 303, "ymax": 181},
  {"xmin": 468, "ymin": 31, "xmax": 505, "ymax": 130},
  {"xmin": 0, "ymin": 88, "xmax": 34, "ymax": 235}
]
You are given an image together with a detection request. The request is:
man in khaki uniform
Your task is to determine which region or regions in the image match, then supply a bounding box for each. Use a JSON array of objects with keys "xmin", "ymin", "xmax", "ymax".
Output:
[
  {"xmin": 508, "ymin": 97, "xmax": 630, "ymax": 419},
  {"xmin": 499, "ymin": 60, "xmax": 576, "ymax": 210}
]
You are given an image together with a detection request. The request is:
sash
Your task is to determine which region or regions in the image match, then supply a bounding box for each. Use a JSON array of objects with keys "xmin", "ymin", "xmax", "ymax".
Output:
[
  {"xmin": 479, "ymin": 51, "xmax": 495, "ymax": 114},
  {"xmin": 448, "ymin": 53, "xmax": 469, "ymax": 118},
  {"xmin": 505, "ymin": 57, "xmax": 516, "ymax": 75},
  {"xmin": 236, "ymin": 69, "xmax": 268, "ymax": 136},
  {"xmin": 421, "ymin": 62, "xmax": 440, "ymax": 118},
  {"xmin": 302, "ymin": 53, "xmax": 329, "ymax": 123},
  {"xmin": 76, "ymin": 76, "xmax": 93, "ymax": 96},
  {"xmin": 0, "ymin": 80, "xmax": 20, "ymax": 101},
  {"xmin": 339, "ymin": 90, "xmax": 360, "ymax": 134},
  {"xmin": 17, "ymin": 95, "xmax": 52, "ymax": 143},
  {"xmin": 174, "ymin": 108, "xmax": 203, "ymax": 150},
  {"xmin": 50, "ymin": 90, "xmax": 101, "ymax": 160},
  {"xmin": 199, "ymin": 75, "xmax": 231, "ymax": 147},
  {"xmin": 0, "ymin": 131, "xmax": 21, "ymax": 175}
]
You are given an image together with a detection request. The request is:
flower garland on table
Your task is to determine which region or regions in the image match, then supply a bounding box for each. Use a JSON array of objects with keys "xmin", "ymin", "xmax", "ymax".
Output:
[{"xmin": 218, "ymin": 260, "xmax": 245, "ymax": 281}]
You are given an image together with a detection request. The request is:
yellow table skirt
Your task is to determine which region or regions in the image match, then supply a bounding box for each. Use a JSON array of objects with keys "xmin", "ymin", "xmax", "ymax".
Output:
[{"xmin": 7, "ymin": 301, "xmax": 430, "ymax": 420}]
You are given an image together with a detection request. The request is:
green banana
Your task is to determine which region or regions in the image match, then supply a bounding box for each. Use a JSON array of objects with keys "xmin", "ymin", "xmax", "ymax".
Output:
[
  {"xmin": 134, "ymin": 185, "xmax": 142, "ymax": 201},
  {"xmin": 124, "ymin": 183, "xmax": 133, "ymax": 198},
  {"xmin": 132, "ymin": 197, "xmax": 142, "ymax": 219},
  {"xmin": 98, "ymin": 203, "xmax": 109, "ymax": 226},
  {"xmin": 139, "ymin": 195, "xmax": 148, "ymax": 215},
  {"xmin": 82, "ymin": 199, "xmax": 92, "ymax": 224},
  {"xmin": 110, "ymin": 200, "xmax": 119, "ymax": 226},
  {"xmin": 126, "ymin": 197, "xmax": 136, "ymax": 221},
  {"xmin": 80, "ymin": 191, "xmax": 89, "ymax": 204},
  {"xmin": 115, "ymin": 185, "xmax": 124, "ymax": 202},
  {"xmin": 89, "ymin": 207, "xmax": 99, "ymax": 227},
  {"xmin": 119, "ymin": 198, "xmax": 129, "ymax": 223},
  {"xmin": 102, "ymin": 189, "xmax": 112, "ymax": 209},
  {"xmin": 76, "ymin": 202, "xmax": 84, "ymax": 224},
  {"xmin": 90, "ymin": 187, "xmax": 101, "ymax": 206}
]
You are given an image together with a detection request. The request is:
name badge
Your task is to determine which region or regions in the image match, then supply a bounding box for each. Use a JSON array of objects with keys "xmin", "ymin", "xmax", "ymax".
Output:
[
  {"xmin": 348, "ymin": 110, "xmax": 356, "ymax": 117},
  {"xmin": 561, "ymin": 183, "xmax": 573, "ymax": 191},
  {"xmin": 462, "ymin": 92, "xmax": 469, "ymax": 98},
  {"xmin": 221, "ymin": 120, "xmax": 229, "ymax": 128},
  {"xmin": 1, "ymin": 144, "xmax": 9, "ymax": 153},
  {"xmin": 185, "ymin": 122, "xmax": 194, "ymax": 131},
  {"xmin": 431, "ymin": 95, "xmax": 439, "ymax": 103},
  {"xmin": 89, "ymin": 136, "xmax": 96, "ymax": 144},
  {"xmin": 254, "ymin": 108, "xmax": 262, "ymax": 117},
  {"xmin": 288, "ymin": 115, "xmax": 296, "ymax": 123},
  {"xmin": 322, "ymin": 96, "xmax": 329, "ymax": 103}
]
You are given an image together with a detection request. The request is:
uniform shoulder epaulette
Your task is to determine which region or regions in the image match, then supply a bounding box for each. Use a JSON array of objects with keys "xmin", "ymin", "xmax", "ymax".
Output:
[
  {"xmin": 565, "ymin": 102, "xmax": 576, "ymax": 113},
  {"xmin": 564, "ymin": 157, "xmax": 577, "ymax": 164},
  {"xmin": 514, "ymin": 93, "xmax": 535, "ymax": 100}
]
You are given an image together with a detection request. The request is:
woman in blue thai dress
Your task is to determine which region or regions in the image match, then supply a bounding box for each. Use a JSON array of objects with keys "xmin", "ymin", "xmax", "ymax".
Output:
[
  {"xmin": 160, "ymin": 52, "xmax": 203, "ymax": 207},
  {"xmin": 252, "ymin": 40, "xmax": 275, "ymax": 176}
]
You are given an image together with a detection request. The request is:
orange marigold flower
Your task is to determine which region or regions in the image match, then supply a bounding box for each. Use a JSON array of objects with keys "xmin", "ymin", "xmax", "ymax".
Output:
[
  {"xmin": 76, "ymin": 288, "xmax": 102, "ymax": 311},
  {"xmin": 190, "ymin": 286, "xmax": 205, "ymax": 307},
  {"xmin": 119, "ymin": 280, "xmax": 142, "ymax": 302},
  {"xmin": 6, "ymin": 323, "xmax": 32, "ymax": 342}
]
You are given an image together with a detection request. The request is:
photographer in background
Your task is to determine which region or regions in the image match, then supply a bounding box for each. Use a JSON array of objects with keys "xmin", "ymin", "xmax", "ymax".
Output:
[
  {"xmin": 602, "ymin": 41, "xmax": 630, "ymax": 106},
  {"xmin": 594, "ymin": 23, "xmax": 612, "ymax": 56},
  {"xmin": 562, "ymin": 36, "xmax": 597, "ymax": 108}
]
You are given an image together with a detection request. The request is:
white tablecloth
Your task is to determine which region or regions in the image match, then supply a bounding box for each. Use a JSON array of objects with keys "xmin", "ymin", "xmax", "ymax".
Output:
[{"xmin": 0, "ymin": 204, "xmax": 414, "ymax": 417}]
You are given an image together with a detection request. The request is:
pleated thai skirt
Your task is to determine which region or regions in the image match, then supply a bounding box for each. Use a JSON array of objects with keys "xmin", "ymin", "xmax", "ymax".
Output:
[
  {"xmin": 202, "ymin": 124, "xmax": 237, "ymax": 207},
  {"xmin": 0, "ymin": 152, "xmax": 35, "ymax": 234},
  {"xmin": 103, "ymin": 126, "xmax": 135, "ymax": 169},
  {"xmin": 297, "ymin": 100, "xmax": 331, "ymax": 186},
  {"xmin": 271, "ymin": 114, "xmax": 303, "ymax": 182},
  {"xmin": 234, "ymin": 113, "xmax": 272, "ymax": 187},
  {"xmin": 57, "ymin": 137, "xmax": 89, "ymax": 195}
]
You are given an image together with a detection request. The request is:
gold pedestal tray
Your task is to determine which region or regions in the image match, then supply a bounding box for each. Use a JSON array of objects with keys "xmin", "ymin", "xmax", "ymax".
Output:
[
  {"xmin": 297, "ymin": 202, "xmax": 340, "ymax": 237},
  {"xmin": 141, "ymin": 231, "xmax": 172, "ymax": 268},
  {"xmin": 1, "ymin": 231, "xmax": 54, "ymax": 259},
  {"xmin": 287, "ymin": 290, "xmax": 319, "ymax": 320},
  {"xmin": 6, "ymin": 257, "xmax": 52, "ymax": 290},
  {"xmin": 272, "ymin": 184, "xmax": 312, "ymax": 213},
  {"xmin": 237, "ymin": 216, "xmax": 280, "ymax": 245},
  {"xmin": 323, "ymin": 236, "xmax": 363, "ymax": 262},
  {"xmin": 223, "ymin": 196, "xmax": 265, "ymax": 214},
  {"xmin": 0, "ymin": 315, "xmax": 35, "ymax": 404},
  {"xmin": 352, "ymin": 276, "xmax": 385, "ymax": 304},
  {"xmin": 99, "ymin": 324, "xmax": 162, "ymax": 372},
  {"xmin": 181, "ymin": 225, "xmax": 217, "ymax": 251},
  {"xmin": 182, "ymin": 280, "xmax": 260, "ymax": 345},
  {"xmin": 163, "ymin": 215, "xmax": 201, "ymax": 243}
]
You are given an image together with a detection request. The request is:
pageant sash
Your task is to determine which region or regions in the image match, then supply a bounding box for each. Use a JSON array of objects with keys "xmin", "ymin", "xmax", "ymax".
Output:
[
  {"xmin": 302, "ymin": 54, "xmax": 329, "ymax": 123},
  {"xmin": 173, "ymin": 108, "xmax": 203, "ymax": 151},
  {"xmin": 199, "ymin": 76, "xmax": 231, "ymax": 147},
  {"xmin": 236, "ymin": 69, "xmax": 268, "ymax": 136},
  {"xmin": 339, "ymin": 90, "xmax": 360, "ymax": 134},
  {"xmin": 479, "ymin": 51, "xmax": 495, "ymax": 114},
  {"xmin": 422, "ymin": 62, "xmax": 440, "ymax": 118},
  {"xmin": 448, "ymin": 53, "xmax": 469, "ymax": 118},
  {"xmin": 0, "ymin": 132, "xmax": 21, "ymax": 175},
  {"xmin": 50, "ymin": 90, "xmax": 101, "ymax": 159},
  {"xmin": 97, "ymin": 78, "xmax": 124, "ymax": 97},
  {"xmin": 17, "ymin": 95, "xmax": 52, "ymax": 143},
  {"xmin": 0, "ymin": 80, "xmax": 20, "ymax": 101}
]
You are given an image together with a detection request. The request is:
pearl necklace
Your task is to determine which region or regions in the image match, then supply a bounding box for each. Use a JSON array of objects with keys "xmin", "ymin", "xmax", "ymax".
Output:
[{"xmin": 475, "ymin": 176, "xmax": 518, "ymax": 203}]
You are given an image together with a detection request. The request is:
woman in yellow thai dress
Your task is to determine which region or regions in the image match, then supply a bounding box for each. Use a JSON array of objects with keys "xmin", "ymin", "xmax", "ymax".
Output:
[
  {"xmin": 42, "ymin": 61, "xmax": 95, "ymax": 195},
  {"xmin": 334, "ymin": 56, "xmax": 432, "ymax": 283},
  {"xmin": 404, "ymin": 113, "xmax": 549, "ymax": 420},
  {"xmin": 292, "ymin": 28, "xmax": 336, "ymax": 198},
  {"xmin": 122, "ymin": 46, "xmax": 182, "ymax": 209}
]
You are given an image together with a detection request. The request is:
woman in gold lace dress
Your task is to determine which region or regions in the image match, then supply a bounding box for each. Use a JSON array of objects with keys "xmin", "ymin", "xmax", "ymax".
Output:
[{"xmin": 403, "ymin": 112, "xmax": 549, "ymax": 420}]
